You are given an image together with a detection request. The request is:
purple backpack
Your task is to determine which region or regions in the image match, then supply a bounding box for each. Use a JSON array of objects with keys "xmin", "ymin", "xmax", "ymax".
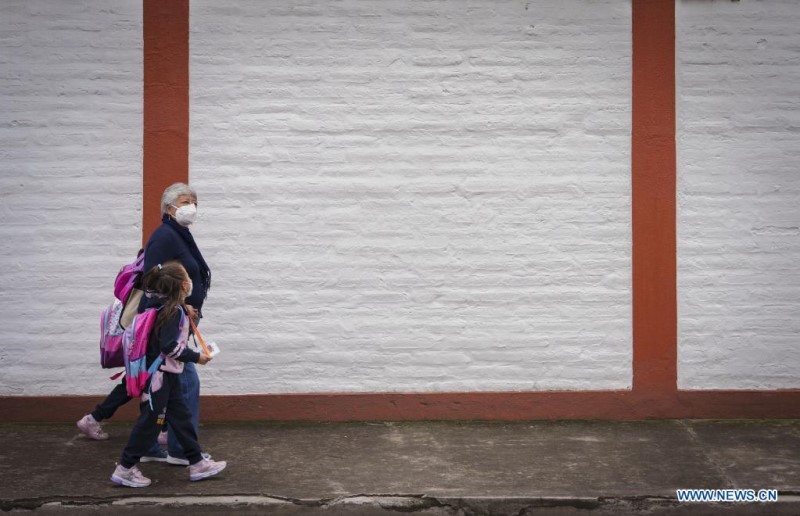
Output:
[
  {"xmin": 99, "ymin": 251, "xmax": 145, "ymax": 369},
  {"xmin": 99, "ymin": 299, "xmax": 125, "ymax": 369}
]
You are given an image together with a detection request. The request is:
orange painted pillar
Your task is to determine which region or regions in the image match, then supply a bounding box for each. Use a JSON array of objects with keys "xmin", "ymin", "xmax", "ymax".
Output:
[
  {"xmin": 142, "ymin": 0, "xmax": 190, "ymax": 244},
  {"xmin": 631, "ymin": 0, "xmax": 677, "ymax": 399}
]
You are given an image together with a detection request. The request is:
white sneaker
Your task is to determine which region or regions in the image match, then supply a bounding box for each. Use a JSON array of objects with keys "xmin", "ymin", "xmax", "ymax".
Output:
[
  {"xmin": 188, "ymin": 457, "xmax": 227, "ymax": 481},
  {"xmin": 111, "ymin": 464, "xmax": 151, "ymax": 488},
  {"xmin": 77, "ymin": 415, "xmax": 109, "ymax": 441},
  {"xmin": 167, "ymin": 451, "xmax": 210, "ymax": 466},
  {"xmin": 140, "ymin": 448, "xmax": 169, "ymax": 463}
]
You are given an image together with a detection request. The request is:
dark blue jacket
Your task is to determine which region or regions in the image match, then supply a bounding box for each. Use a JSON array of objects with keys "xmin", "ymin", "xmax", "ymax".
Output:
[
  {"xmin": 145, "ymin": 307, "xmax": 201, "ymax": 368},
  {"xmin": 139, "ymin": 217, "xmax": 210, "ymax": 314}
]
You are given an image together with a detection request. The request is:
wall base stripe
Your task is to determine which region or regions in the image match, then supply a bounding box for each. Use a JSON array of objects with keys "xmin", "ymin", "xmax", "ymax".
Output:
[{"xmin": 3, "ymin": 391, "xmax": 798, "ymax": 423}]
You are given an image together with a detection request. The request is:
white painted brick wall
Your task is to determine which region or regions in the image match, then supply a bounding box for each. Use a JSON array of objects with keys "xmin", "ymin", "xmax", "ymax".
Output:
[
  {"xmin": 678, "ymin": 0, "xmax": 800, "ymax": 389},
  {"xmin": 190, "ymin": 0, "xmax": 633, "ymax": 393},
  {"xmin": 4, "ymin": 1, "xmax": 797, "ymax": 397},
  {"xmin": 0, "ymin": 1, "xmax": 142, "ymax": 395}
]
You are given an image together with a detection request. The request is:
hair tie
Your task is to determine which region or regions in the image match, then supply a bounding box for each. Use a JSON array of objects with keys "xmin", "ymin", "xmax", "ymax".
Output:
[
  {"xmin": 145, "ymin": 289, "xmax": 167, "ymax": 301},
  {"xmin": 157, "ymin": 264, "xmax": 162, "ymax": 271}
]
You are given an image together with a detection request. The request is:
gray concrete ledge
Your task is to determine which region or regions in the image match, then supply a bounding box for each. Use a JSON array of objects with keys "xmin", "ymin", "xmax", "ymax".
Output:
[{"xmin": 2, "ymin": 420, "xmax": 799, "ymax": 514}]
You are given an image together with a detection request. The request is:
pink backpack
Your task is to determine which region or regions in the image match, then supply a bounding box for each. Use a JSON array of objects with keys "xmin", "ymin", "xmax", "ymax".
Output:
[
  {"xmin": 123, "ymin": 308, "xmax": 189, "ymax": 399},
  {"xmin": 123, "ymin": 308, "xmax": 161, "ymax": 398},
  {"xmin": 114, "ymin": 250, "xmax": 145, "ymax": 304}
]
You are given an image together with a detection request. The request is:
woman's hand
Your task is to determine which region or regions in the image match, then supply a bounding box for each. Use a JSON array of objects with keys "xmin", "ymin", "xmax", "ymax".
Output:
[{"xmin": 197, "ymin": 353, "xmax": 213, "ymax": 365}]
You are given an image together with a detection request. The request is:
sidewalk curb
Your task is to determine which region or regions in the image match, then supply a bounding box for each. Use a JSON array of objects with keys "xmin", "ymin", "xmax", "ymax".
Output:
[{"xmin": 7, "ymin": 494, "xmax": 800, "ymax": 514}]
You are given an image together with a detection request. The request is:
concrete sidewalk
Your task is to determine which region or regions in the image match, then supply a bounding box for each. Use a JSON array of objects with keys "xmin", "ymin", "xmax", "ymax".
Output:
[{"xmin": 2, "ymin": 420, "xmax": 799, "ymax": 514}]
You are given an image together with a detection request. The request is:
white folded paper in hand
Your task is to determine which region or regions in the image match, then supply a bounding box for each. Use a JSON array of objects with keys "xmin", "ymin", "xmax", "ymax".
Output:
[{"xmin": 206, "ymin": 341, "xmax": 221, "ymax": 357}]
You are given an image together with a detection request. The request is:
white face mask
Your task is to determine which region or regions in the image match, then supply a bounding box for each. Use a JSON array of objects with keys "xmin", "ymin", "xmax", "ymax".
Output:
[
  {"xmin": 185, "ymin": 280, "xmax": 193, "ymax": 297},
  {"xmin": 172, "ymin": 203, "xmax": 197, "ymax": 226}
]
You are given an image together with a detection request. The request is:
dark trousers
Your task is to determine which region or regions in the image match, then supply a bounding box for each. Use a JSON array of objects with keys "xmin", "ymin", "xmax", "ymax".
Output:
[
  {"xmin": 91, "ymin": 379, "xmax": 130, "ymax": 422},
  {"xmin": 92, "ymin": 378, "xmax": 167, "ymax": 440},
  {"xmin": 120, "ymin": 373, "xmax": 203, "ymax": 468},
  {"xmin": 167, "ymin": 362, "xmax": 200, "ymax": 459}
]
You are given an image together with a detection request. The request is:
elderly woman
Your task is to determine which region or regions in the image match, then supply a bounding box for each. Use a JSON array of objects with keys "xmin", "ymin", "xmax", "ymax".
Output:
[
  {"xmin": 139, "ymin": 183, "xmax": 211, "ymax": 465},
  {"xmin": 78, "ymin": 183, "xmax": 212, "ymax": 465}
]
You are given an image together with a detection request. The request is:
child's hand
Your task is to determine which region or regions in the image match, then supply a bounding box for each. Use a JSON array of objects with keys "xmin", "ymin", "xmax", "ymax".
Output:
[
  {"xmin": 185, "ymin": 304, "xmax": 199, "ymax": 322},
  {"xmin": 197, "ymin": 353, "xmax": 213, "ymax": 365}
]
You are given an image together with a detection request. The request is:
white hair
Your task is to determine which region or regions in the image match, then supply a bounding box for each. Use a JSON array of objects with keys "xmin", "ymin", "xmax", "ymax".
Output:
[{"xmin": 161, "ymin": 183, "xmax": 197, "ymax": 214}]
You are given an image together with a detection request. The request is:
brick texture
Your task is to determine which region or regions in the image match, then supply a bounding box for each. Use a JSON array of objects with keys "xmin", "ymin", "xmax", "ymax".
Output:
[
  {"xmin": 189, "ymin": 0, "xmax": 633, "ymax": 393},
  {"xmin": 677, "ymin": 0, "xmax": 800, "ymax": 389},
  {"xmin": 0, "ymin": 1, "xmax": 142, "ymax": 395}
]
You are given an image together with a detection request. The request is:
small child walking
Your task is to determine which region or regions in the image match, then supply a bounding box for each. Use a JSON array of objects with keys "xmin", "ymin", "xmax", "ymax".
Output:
[{"xmin": 111, "ymin": 261, "xmax": 226, "ymax": 487}]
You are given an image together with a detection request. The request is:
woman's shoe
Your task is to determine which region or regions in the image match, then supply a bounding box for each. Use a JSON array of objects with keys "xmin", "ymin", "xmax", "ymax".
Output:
[{"xmin": 188, "ymin": 458, "xmax": 227, "ymax": 481}]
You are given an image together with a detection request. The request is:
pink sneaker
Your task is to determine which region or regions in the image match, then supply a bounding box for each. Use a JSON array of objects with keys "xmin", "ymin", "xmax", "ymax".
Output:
[
  {"xmin": 111, "ymin": 464, "xmax": 151, "ymax": 488},
  {"xmin": 188, "ymin": 457, "xmax": 227, "ymax": 481},
  {"xmin": 76, "ymin": 415, "xmax": 109, "ymax": 441},
  {"xmin": 157, "ymin": 430, "xmax": 168, "ymax": 446}
]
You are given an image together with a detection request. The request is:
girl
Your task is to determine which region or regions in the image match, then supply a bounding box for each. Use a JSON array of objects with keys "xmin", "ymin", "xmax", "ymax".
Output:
[{"xmin": 111, "ymin": 261, "xmax": 226, "ymax": 487}]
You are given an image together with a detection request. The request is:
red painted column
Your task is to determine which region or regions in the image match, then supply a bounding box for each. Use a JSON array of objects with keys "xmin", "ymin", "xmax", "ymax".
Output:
[
  {"xmin": 631, "ymin": 0, "xmax": 677, "ymax": 399},
  {"xmin": 143, "ymin": 0, "xmax": 190, "ymax": 244}
]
